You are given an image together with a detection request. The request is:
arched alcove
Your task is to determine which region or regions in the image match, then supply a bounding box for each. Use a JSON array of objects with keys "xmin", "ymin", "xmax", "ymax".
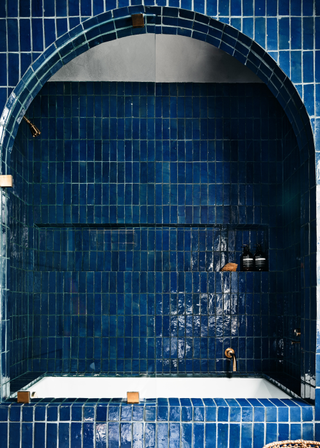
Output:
[{"xmin": 1, "ymin": 6, "xmax": 316, "ymax": 402}]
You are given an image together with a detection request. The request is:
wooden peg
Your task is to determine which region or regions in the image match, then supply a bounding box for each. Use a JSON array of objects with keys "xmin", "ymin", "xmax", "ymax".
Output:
[
  {"xmin": 132, "ymin": 14, "xmax": 144, "ymax": 28},
  {"xmin": 17, "ymin": 391, "xmax": 30, "ymax": 403},
  {"xmin": 127, "ymin": 391, "xmax": 139, "ymax": 404},
  {"xmin": 0, "ymin": 175, "xmax": 13, "ymax": 188}
]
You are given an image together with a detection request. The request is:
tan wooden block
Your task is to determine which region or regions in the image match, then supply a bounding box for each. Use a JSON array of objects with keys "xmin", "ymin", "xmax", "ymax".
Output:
[
  {"xmin": 0, "ymin": 175, "xmax": 13, "ymax": 188},
  {"xmin": 132, "ymin": 14, "xmax": 144, "ymax": 28},
  {"xmin": 17, "ymin": 391, "xmax": 30, "ymax": 403},
  {"xmin": 127, "ymin": 391, "xmax": 139, "ymax": 404}
]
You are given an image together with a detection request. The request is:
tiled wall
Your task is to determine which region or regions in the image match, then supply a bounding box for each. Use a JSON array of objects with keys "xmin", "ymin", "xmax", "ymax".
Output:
[
  {"xmin": 0, "ymin": 188, "xmax": 9, "ymax": 398},
  {"xmin": 0, "ymin": 0, "xmax": 319, "ymax": 446},
  {"xmin": 281, "ymin": 126, "xmax": 317, "ymax": 399},
  {"xmin": 29, "ymin": 82, "xmax": 284, "ymax": 228},
  {"xmin": 7, "ymin": 120, "xmax": 31, "ymax": 385},
  {"xmin": 5, "ymin": 81, "xmax": 297, "ymax": 384}
]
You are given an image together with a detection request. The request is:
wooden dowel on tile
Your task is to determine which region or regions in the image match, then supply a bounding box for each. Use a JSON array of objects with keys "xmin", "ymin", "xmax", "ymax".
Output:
[
  {"xmin": 17, "ymin": 391, "xmax": 30, "ymax": 403},
  {"xmin": 131, "ymin": 14, "xmax": 144, "ymax": 28},
  {"xmin": 0, "ymin": 175, "xmax": 13, "ymax": 188},
  {"xmin": 127, "ymin": 392, "xmax": 139, "ymax": 403}
]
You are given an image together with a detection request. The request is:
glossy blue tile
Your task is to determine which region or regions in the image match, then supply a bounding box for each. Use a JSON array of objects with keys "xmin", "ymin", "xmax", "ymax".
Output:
[
  {"xmin": 57, "ymin": 423, "xmax": 69, "ymax": 447},
  {"xmin": 34, "ymin": 422, "xmax": 46, "ymax": 448},
  {"xmin": 241, "ymin": 423, "xmax": 253, "ymax": 447},
  {"xmin": 290, "ymin": 423, "xmax": 302, "ymax": 440},
  {"xmin": 217, "ymin": 406, "xmax": 228, "ymax": 422},
  {"xmin": 144, "ymin": 422, "xmax": 155, "ymax": 447},
  {"xmin": 169, "ymin": 406, "xmax": 180, "ymax": 421},
  {"xmin": 107, "ymin": 422, "xmax": 120, "ymax": 447},
  {"xmin": 194, "ymin": 406, "xmax": 205, "ymax": 422},
  {"xmin": 10, "ymin": 405, "xmax": 21, "ymax": 422},
  {"xmin": 303, "ymin": 423, "xmax": 314, "ymax": 440},
  {"xmin": 47, "ymin": 406, "xmax": 58, "ymax": 422},
  {"xmin": 145, "ymin": 407, "xmax": 156, "ymax": 422},
  {"xmin": 32, "ymin": 18, "xmax": 44, "ymax": 51},
  {"xmin": 303, "ymin": 17, "xmax": 313, "ymax": 49},
  {"xmin": 242, "ymin": 407, "xmax": 253, "ymax": 422},
  {"xmin": 119, "ymin": 423, "xmax": 131, "ymax": 447},
  {"xmin": 278, "ymin": 406, "xmax": 288, "ymax": 422},
  {"xmin": 303, "ymin": 51, "xmax": 314, "ymax": 82},
  {"xmin": 9, "ymin": 422, "xmax": 20, "ymax": 448},
  {"xmin": 217, "ymin": 423, "xmax": 228, "ymax": 448},
  {"xmin": 230, "ymin": 423, "xmax": 241, "ymax": 448},
  {"xmin": 157, "ymin": 423, "xmax": 168, "ymax": 448},
  {"xmin": 47, "ymin": 423, "xmax": 57, "ymax": 448},
  {"xmin": 302, "ymin": 405, "xmax": 313, "ymax": 422},
  {"xmin": 192, "ymin": 423, "xmax": 203, "ymax": 447},
  {"xmin": 289, "ymin": 405, "xmax": 301, "ymax": 422},
  {"xmin": 0, "ymin": 422, "xmax": 7, "ymax": 445},
  {"xmin": 181, "ymin": 406, "xmax": 192, "ymax": 422},
  {"xmin": 71, "ymin": 405, "xmax": 82, "ymax": 422},
  {"xmin": 168, "ymin": 423, "xmax": 180, "ymax": 447}
]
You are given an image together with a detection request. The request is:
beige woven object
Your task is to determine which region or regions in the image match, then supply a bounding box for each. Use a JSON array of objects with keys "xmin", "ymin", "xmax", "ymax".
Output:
[{"xmin": 263, "ymin": 441, "xmax": 320, "ymax": 448}]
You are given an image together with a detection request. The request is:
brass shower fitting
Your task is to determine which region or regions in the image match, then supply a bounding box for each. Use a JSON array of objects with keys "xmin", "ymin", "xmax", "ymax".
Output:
[
  {"xmin": 23, "ymin": 116, "xmax": 41, "ymax": 137},
  {"xmin": 291, "ymin": 328, "xmax": 301, "ymax": 344},
  {"xmin": 225, "ymin": 347, "xmax": 237, "ymax": 372}
]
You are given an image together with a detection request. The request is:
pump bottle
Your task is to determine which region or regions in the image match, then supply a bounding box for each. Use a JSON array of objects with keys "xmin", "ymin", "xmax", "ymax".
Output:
[
  {"xmin": 240, "ymin": 245, "xmax": 254, "ymax": 271},
  {"xmin": 254, "ymin": 244, "xmax": 268, "ymax": 271}
]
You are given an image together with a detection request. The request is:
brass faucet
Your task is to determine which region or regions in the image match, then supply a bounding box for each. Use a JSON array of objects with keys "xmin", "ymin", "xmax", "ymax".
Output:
[{"xmin": 225, "ymin": 348, "xmax": 237, "ymax": 372}]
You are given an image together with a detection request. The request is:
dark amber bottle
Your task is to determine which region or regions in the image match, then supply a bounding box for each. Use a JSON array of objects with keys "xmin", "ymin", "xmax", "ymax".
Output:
[
  {"xmin": 254, "ymin": 244, "xmax": 268, "ymax": 271},
  {"xmin": 240, "ymin": 245, "xmax": 254, "ymax": 271}
]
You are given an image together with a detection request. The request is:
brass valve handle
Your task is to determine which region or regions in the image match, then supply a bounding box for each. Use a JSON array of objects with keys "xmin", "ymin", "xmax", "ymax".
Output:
[
  {"xmin": 225, "ymin": 348, "xmax": 235, "ymax": 358},
  {"xmin": 225, "ymin": 348, "xmax": 237, "ymax": 371}
]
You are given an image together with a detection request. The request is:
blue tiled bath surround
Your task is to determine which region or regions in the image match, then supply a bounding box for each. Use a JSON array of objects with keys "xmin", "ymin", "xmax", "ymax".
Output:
[
  {"xmin": 0, "ymin": 393, "xmax": 316, "ymax": 448},
  {"xmin": 0, "ymin": 1, "xmax": 319, "ymax": 447},
  {"xmin": 6, "ymin": 78, "xmax": 315, "ymax": 445}
]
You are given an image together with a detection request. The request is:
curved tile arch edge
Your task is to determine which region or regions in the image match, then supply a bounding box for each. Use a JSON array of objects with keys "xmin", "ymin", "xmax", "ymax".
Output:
[{"xmin": 0, "ymin": 5, "xmax": 314, "ymax": 171}]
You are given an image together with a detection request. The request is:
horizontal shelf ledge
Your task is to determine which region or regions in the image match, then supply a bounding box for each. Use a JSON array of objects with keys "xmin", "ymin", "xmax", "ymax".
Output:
[{"xmin": 34, "ymin": 223, "xmax": 268, "ymax": 229}]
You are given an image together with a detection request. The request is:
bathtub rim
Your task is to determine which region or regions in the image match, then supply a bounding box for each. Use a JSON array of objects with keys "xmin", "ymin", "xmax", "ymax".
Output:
[{"xmin": 9, "ymin": 372, "xmax": 301, "ymax": 402}]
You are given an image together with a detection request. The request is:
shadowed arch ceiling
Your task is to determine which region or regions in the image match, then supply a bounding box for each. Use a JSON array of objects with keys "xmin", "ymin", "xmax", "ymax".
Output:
[{"xmin": 49, "ymin": 34, "xmax": 262, "ymax": 83}]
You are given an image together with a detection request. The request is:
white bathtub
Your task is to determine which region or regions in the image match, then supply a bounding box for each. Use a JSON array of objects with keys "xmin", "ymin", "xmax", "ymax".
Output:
[{"xmin": 25, "ymin": 376, "xmax": 291, "ymax": 399}]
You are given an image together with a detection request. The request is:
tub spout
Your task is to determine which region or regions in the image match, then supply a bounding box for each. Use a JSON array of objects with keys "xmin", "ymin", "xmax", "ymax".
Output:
[{"xmin": 225, "ymin": 348, "xmax": 237, "ymax": 372}]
